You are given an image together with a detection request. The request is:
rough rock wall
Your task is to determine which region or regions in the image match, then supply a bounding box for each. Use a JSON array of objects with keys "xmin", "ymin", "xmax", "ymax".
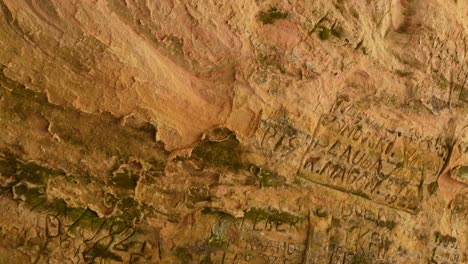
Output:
[{"xmin": 0, "ymin": 0, "xmax": 467, "ymax": 263}]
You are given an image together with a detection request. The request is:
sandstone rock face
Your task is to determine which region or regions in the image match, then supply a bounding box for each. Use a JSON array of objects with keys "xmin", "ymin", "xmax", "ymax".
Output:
[{"xmin": 0, "ymin": 0, "xmax": 467, "ymax": 263}]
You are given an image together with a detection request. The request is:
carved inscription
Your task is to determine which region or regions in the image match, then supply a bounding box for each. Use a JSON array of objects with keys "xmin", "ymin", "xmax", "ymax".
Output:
[
  {"xmin": 430, "ymin": 232, "xmax": 460, "ymax": 264},
  {"xmin": 254, "ymin": 119, "xmax": 312, "ymax": 170},
  {"xmin": 325, "ymin": 202, "xmax": 401, "ymax": 263},
  {"xmin": 299, "ymin": 100, "xmax": 448, "ymax": 212},
  {"xmin": 208, "ymin": 208, "xmax": 308, "ymax": 264}
]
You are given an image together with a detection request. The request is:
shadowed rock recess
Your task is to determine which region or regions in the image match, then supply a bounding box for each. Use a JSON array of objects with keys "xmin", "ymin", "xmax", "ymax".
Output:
[{"xmin": 0, "ymin": 0, "xmax": 467, "ymax": 263}]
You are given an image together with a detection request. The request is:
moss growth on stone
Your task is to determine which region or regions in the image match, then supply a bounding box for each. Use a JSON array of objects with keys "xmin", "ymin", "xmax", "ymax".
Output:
[
  {"xmin": 427, "ymin": 181, "xmax": 438, "ymax": 195},
  {"xmin": 191, "ymin": 128, "xmax": 243, "ymax": 171},
  {"xmin": 72, "ymin": 209, "xmax": 105, "ymax": 230},
  {"xmin": 23, "ymin": 187, "xmax": 47, "ymax": 207},
  {"xmin": 15, "ymin": 163, "xmax": 55, "ymax": 184},
  {"xmin": 1, "ymin": 153, "xmax": 147, "ymax": 238},
  {"xmin": 49, "ymin": 198, "xmax": 68, "ymax": 215},
  {"xmin": 374, "ymin": 219, "xmax": 397, "ymax": 230},
  {"xmin": 116, "ymin": 197, "xmax": 142, "ymax": 223},
  {"xmin": 0, "ymin": 69, "xmax": 51, "ymax": 122},
  {"xmin": 1, "ymin": 152, "xmax": 64, "ymax": 185},
  {"xmin": 12, "ymin": 182, "xmax": 28, "ymax": 197},
  {"xmin": 256, "ymin": 7, "xmax": 288, "ymax": 24},
  {"xmin": 250, "ymin": 165, "xmax": 286, "ymax": 187},
  {"xmin": 83, "ymin": 241, "xmax": 122, "ymax": 263},
  {"xmin": 207, "ymin": 235, "xmax": 229, "ymax": 249},
  {"xmin": 318, "ymin": 27, "xmax": 331, "ymax": 40},
  {"xmin": 147, "ymin": 159, "xmax": 166, "ymax": 175},
  {"xmin": 201, "ymin": 207, "xmax": 235, "ymax": 219},
  {"xmin": 2, "ymin": 73, "xmax": 48, "ymax": 104},
  {"xmin": 432, "ymin": 73, "xmax": 449, "ymax": 89},
  {"xmin": 166, "ymin": 35, "xmax": 184, "ymax": 55},
  {"xmin": 454, "ymin": 166, "xmax": 468, "ymax": 180},
  {"xmin": 244, "ymin": 207, "xmax": 304, "ymax": 226},
  {"xmin": 109, "ymin": 219, "xmax": 128, "ymax": 235},
  {"xmin": 1, "ymin": 68, "xmax": 168, "ymax": 165},
  {"xmin": 0, "ymin": 153, "xmax": 18, "ymax": 180},
  {"xmin": 395, "ymin": 70, "xmax": 413, "ymax": 77},
  {"xmin": 112, "ymin": 170, "xmax": 139, "ymax": 190},
  {"xmin": 351, "ymin": 252, "xmax": 371, "ymax": 264},
  {"xmin": 12, "ymin": 182, "xmax": 47, "ymax": 208},
  {"xmin": 174, "ymin": 246, "xmax": 193, "ymax": 263},
  {"xmin": 62, "ymin": 205, "xmax": 87, "ymax": 222}
]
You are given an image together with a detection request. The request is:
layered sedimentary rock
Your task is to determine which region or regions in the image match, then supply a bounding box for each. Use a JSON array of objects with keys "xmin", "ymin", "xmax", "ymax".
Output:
[{"xmin": 0, "ymin": 0, "xmax": 467, "ymax": 263}]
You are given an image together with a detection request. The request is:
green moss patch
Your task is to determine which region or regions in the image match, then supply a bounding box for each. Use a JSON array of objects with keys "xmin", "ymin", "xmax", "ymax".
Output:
[
  {"xmin": 111, "ymin": 170, "xmax": 139, "ymax": 190},
  {"xmin": 1, "ymin": 67, "xmax": 168, "ymax": 166},
  {"xmin": 116, "ymin": 197, "xmax": 142, "ymax": 223},
  {"xmin": 68, "ymin": 209, "xmax": 105, "ymax": 231},
  {"xmin": 454, "ymin": 166, "xmax": 468, "ymax": 180},
  {"xmin": 166, "ymin": 35, "xmax": 184, "ymax": 55},
  {"xmin": 23, "ymin": 187, "xmax": 47, "ymax": 207},
  {"xmin": 191, "ymin": 128, "xmax": 244, "ymax": 171},
  {"xmin": 173, "ymin": 246, "xmax": 193, "ymax": 263},
  {"xmin": 350, "ymin": 252, "xmax": 371, "ymax": 264},
  {"xmin": 318, "ymin": 27, "xmax": 331, "ymax": 40},
  {"xmin": 83, "ymin": 238, "xmax": 122, "ymax": 263},
  {"xmin": 256, "ymin": 7, "xmax": 288, "ymax": 24},
  {"xmin": 395, "ymin": 70, "xmax": 413, "ymax": 77},
  {"xmin": 432, "ymin": 73, "xmax": 449, "ymax": 89},
  {"xmin": 201, "ymin": 207, "xmax": 235, "ymax": 220},
  {"xmin": 207, "ymin": 235, "xmax": 229, "ymax": 250},
  {"xmin": 244, "ymin": 207, "xmax": 304, "ymax": 226},
  {"xmin": 250, "ymin": 165, "xmax": 285, "ymax": 187},
  {"xmin": 0, "ymin": 152, "xmax": 64, "ymax": 185}
]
